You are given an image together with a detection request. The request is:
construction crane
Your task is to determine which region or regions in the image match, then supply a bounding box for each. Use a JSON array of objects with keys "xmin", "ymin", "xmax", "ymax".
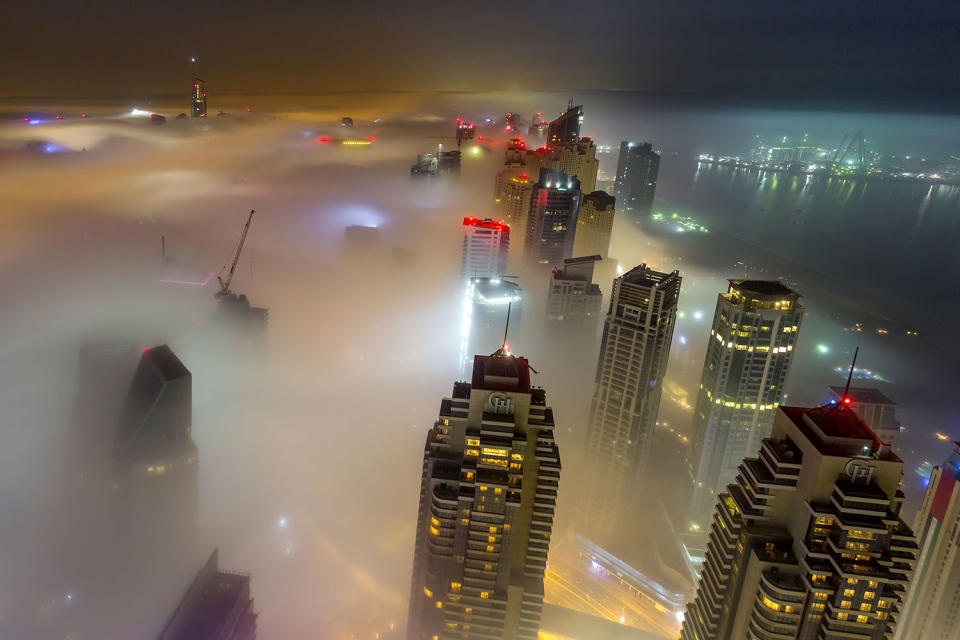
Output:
[
  {"xmin": 216, "ymin": 209, "xmax": 255, "ymax": 299},
  {"xmin": 829, "ymin": 130, "xmax": 866, "ymax": 176}
]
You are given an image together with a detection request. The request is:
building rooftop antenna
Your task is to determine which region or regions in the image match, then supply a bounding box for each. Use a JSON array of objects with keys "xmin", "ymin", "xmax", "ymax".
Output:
[
  {"xmin": 501, "ymin": 301, "xmax": 512, "ymax": 353},
  {"xmin": 842, "ymin": 346, "xmax": 860, "ymax": 405}
]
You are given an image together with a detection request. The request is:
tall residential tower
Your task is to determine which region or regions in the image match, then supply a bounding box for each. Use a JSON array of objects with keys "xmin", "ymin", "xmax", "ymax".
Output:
[
  {"xmin": 613, "ymin": 142, "xmax": 660, "ymax": 220},
  {"xmin": 407, "ymin": 348, "xmax": 561, "ymax": 640},
  {"xmin": 896, "ymin": 441, "xmax": 960, "ymax": 640},
  {"xmin": 461, "ymin": 217, "xmax": 509, "ymax": 279},
  {"xmin": 581, "ymin": 264, "xmax": 681, "ymax": 535},
  {"xmin": 687, "ymin": 281, "xmax": 803, "ymax": 531},
  {"xmin": 681, "ymin": 404, "xmax": 917, "ymax": 640},
  {"xmin": 525, "ymin": 168, "xmax": 581, "ymax": 266}
]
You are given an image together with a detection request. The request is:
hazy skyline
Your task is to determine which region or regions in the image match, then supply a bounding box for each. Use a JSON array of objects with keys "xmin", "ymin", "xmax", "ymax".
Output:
[{"xmin": 4, "ymin": 1, "xmax": 960, "ymax": 111}]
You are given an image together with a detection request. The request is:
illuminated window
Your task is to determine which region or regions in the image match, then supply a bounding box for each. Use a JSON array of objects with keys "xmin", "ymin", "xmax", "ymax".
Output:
[
  {"xmin": 878, "ymin": 600, "xmax": 890, "ymax": 609},
  {"xmin": 431, "ymin": 517, "xmax": 440, "ymax": 526},
  {"xmin": 860, "ymin": 603, "xmax": 871, "ymax": 612},
  {"xmin": 479, "ymin": 486, "xmax": 487, "ymax": 492},
  {"xmin": 486, "ymin": 545, "xmax": 494, "ymax": 552},
  {"xmin": 461, "ymin": 518, "xmax": 469, "ymax": 525},
  {"xmin": 847, "ymin": 578, "xmax": 858, "ymax": 585},
  {"xmin": 484, "ymin": 563, "xmax": 493, "ymax": 571},
  {"xmin": 857, "ymin": 614, "xmax": 868, "ymax": 623},
  {"xmin": 489, "ymin": 526, "xmax": 497, "ymax": 533},
  {"xmin": 810, "ymin": 603, "xmax": 825, "ymax": 611},
  {"xmin": 877, "ymin": 611, "xmax": 888, "ymax": 620},
  {"xmin": 435, "ymin": 601, "xmax": 442, "ymax": 609},
  {"xmin": 466, "ymin": 438, "xmax": 480, "ymax": 446},
  {"xmin": 837, "ymin": 612, "xmax": 848, "ymax": 621},
  {"xmin": 843, "ymin": 589, "xmax": 855, "ymax": 597},
  {"xmin": 868, "ymin": 580, "xmax": 879, "ymax": 589},
  {"xmin": 840, "ymin": 600, "xmax": 851, "ymax": 609},
  {"xmin": 480, "ymin": 591, "xmax": 489, "ymax": 599},
  {"xmin": 451, "ymin": 582, "xmax": 461, "ymax": 592},
  {"xmin": 814, "ymin": 592, "xmax": 827, "ymax": 600},
  {"xmin": 488, "ymin": 536, "xmax": 495, "ymax": 543},
  {"xmin": 424, "ymin": 586, "xmax": 433, "ymax": 597},
  {"xmin": 465, "ymin": 607, "xmax": 472, "ymax": 614},
  {"xmin": 864, "ymin": 591, "xmax": 875, "ymax": 600},
  {"xmin": 494, "ymin": 487, "xmax": 503, "ymax": 495},
  {"xmin": 761, "ymin": 595, "xmax": 781, "ymax": 612},
  {"xmin": 503, "ymin": 523, "xmax": 510, "ymax": 530},
  {"xmin": 465, "ymin": 448, "xmax": 479, "ymax": 457}
]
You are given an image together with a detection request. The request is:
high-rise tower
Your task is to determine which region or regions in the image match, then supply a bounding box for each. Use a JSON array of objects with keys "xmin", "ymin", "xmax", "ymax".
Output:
[
  {"xmin": 680, "ymin": 404, "xmax": 918, "ymax": 640},
  {"xmin": 896, "ymin": 441, "xmax": 960, "ymax": 640},
  {"xmin": 687, "ymin": 281, "xmax": 803, "ymax": 531},
  {"xmin": 112, "ymin": 345, "xmax": 198, "ymax": 545},
  {"xmin": 190, "ymin": 60, "xmax": 207, "ymax": 118},
  {"xmin": 407, "ymin": 347, "xmax": 561, "ymax": 640},
  {"xmin": 461, "ymin": 217, "xmax": 509, "ymax": 280},
  {"xmin": 581, "ymin": 264, "xmax": 681, "ymax": 535},
  {"xmin": 613, "ymin": 142, "xmax": 660, "ymax": 220},
  {"xmin": 525, "ymin": 168, "xmax": 581, "ymax": 266},
  {"xmin": 546, "ymin": 255, "xmax": 603, "ymax": 324}
]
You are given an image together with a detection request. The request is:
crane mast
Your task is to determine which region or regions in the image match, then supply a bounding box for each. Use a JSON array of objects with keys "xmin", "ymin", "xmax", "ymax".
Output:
[{"xmin": 216, "ymin": 209, "xmax": 255, "ymax": 298}]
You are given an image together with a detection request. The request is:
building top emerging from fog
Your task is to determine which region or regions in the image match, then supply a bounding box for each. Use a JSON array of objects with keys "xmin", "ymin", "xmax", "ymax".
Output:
[
  {"xmin": 158, "ymin": 548, "xmax": 257, "ymax": 640},
  {"xmin": 461, "ymin": 216, "xmax": 509, "ymax": 280},
  {"xmin": 114, "ymin": 345, "xmax": 195, "ymax": 464},
  {"xmin": 681, "ymin": 403, "xmax": 915, "ymax": 640},
  {"xmin": 547, "ymin": 103, "xmax": 583, "ymax": 146}
]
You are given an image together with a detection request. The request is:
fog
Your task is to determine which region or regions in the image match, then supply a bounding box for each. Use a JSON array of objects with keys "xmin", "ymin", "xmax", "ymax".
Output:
[{"xmin": 1, "ymin": 95, "xmax": 958, "ymax": 639}]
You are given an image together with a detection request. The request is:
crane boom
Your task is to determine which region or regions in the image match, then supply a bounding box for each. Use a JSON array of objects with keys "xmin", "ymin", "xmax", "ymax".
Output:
[{"xmin": 217, "ymin": 209, "xmax": 255, "ymax": 297}]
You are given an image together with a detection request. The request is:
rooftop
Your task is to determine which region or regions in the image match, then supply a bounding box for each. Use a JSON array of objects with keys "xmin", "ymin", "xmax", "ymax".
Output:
[
  {"xmin": 472, "ymin": 348, "xmax": 533, "ymax": 393},
  {"xmin": 782, "ymin": 405, "xmax": 899, "ymax": 460},
  {"xmin": 463, "ymin": 216, "xmax": 509, "ymax": 232},
  {"xmin": 145, "ymin": 344, "xmax": 190, "ymax": 381},
  {"xmin": 620, "ymin": 263, "xmax": 680, "ymax": 287},
  {"xmin": 469, "ymin": 277, "xmax": 522, "ymax": 305},
  {"xmin": 828, "ymin": 386, "xmax": 895, "ymax": 405},
  {"xmin": 728, "ymin": 279, "xmax": 799, "ymax": 298}
]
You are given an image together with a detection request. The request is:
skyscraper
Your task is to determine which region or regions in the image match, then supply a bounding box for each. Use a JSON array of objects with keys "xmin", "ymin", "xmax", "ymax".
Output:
[
  {"xmin": 680, "ymin": 404, "xmax": 918, "ymax": 640},
  {"xmin": 613, "ymin": 142, "xmax": 660, "ymax": 220},
  {"xmin": 525, "ymin": 168, "xmax": 581, "ymax": 266},
  {"xmin": 191, "ymin": 77, "xmax": 207, "ymax": 118},
  {"xmin": 581, "ymin": 264, "xmax": 681, "ymax": 535},
  {"xmin": 407, "ymin": 347, "xmax": 561, "ymax": 640},
  {"xmin": 546, "ymin": 255, "xmax": 603, "ymax": 323},
  {"xmin": 112, "ymin": 345, "xmax": 198, "ymax": 545},
  {"xmin": 495, "ymin": 172, "xmax": 533, "ymax": 247},
  {"xmin": 896, "ymin": 441, "xmax": 960, "ymax": 640},
  {"xmin": 546, "ymin": 103, "xmax": 583, "ymax": 146},
  {"xmin": 827, "ymin": 387, "xmax": 901, "ymax": 451},
  {"xmin": 547, "ymin": 137, "xmax": 599, "ymax": 195},
  {"xmin": 572, "ymin": 191, "xmax": 616, "ymax": 258},
  {"xmin": 461, "ymin": 217, "xmax": 509, "ymax": 279},
  {"xmin": 158, "ymin": 549, "xmax": 257, "ymax": 640},
  {"xmin": 687, "ymin": 281, "xmax": 803, "ymax": 531}
]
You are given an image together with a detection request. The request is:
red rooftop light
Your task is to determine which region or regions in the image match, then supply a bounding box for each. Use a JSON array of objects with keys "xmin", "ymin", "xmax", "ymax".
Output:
[{"xmin": 843, "ymin": 396, "xmax": 853, "ymax": 405}]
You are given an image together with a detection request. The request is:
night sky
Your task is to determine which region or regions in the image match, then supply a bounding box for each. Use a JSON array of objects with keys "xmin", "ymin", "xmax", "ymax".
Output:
[{"xmin": 4, "ymin": 0, "xmax": 960, "ymax": 110}]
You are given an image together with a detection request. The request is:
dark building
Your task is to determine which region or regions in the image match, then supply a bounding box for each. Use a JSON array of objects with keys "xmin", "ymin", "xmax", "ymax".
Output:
[
  {"xmin": 112, "ymin": 345, "xmax": 198, "ymax": 546},
  {"xmin": 191, "ymin": 77, "xmax": 207, "ymax": 118},
  {"xmin": 546, "ymin": 103, "xmax": 583, "ymax": 146},
  {"xmin": 407, "ymin": 348, "xmax": 561, "ymax": 639},
  {"xmin": 613, "ymin": 142, "xmax": 660, "ymax": 220},
  {"xmin": 525, "ymin": 168, "xmax": 581, "ymax": 266},
  {"xmin": 157, "ymin": 548, "xmax": 257, "ymax": 640}
]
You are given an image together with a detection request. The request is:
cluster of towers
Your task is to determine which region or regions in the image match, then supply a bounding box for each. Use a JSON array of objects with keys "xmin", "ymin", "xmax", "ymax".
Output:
[{"xmin": 406, "ymin": 102, "xmax": 960, "ymax": 640}]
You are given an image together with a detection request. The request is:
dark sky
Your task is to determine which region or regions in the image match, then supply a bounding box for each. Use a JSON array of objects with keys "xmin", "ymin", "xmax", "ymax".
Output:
[{"xmin": 4, "ymin": 0, "xmax": 959, "ymax": 110}]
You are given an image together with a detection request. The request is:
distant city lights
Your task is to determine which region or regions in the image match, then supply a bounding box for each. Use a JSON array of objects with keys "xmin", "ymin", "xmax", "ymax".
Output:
[{"xmin": 816, "ymin": 344, "xmax": 830, "ymax": 354}]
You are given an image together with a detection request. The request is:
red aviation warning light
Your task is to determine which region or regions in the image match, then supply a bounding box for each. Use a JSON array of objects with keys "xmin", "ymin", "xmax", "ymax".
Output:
[{"xmin": 843, "ymin": 396, "xmax": 853, "ymax": 406}]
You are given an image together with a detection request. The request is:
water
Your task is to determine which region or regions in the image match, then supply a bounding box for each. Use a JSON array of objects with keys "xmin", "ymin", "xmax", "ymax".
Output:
[{"xmin": 661, "ymin": 162, "xmax": 960, "ymax": 319}]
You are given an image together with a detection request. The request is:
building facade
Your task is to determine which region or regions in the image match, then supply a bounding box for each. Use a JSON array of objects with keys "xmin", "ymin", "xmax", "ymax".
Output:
[
  {"xmin": 407, "ymin": 348, "xmax": 561, "ymax": 640},
  {"xmin": 827, "ymin": 387, "xmax": 901, "ymax": 452},
  {"xmin": 547, "ymin": 137, "xmax": 599, "ymax": 195},
  {"xmin": 525, "ymin": 168, "xmax": 581, "ymax": 266},
  {"xmin": 572, "ymin": 191, "xmax": 616, "ymax": 259},
  {"xmin": 461, "ymin": 217, "xmax": 510, "ymax": 280},
  {"xmin": 687, "ymin": 281, "xmax": 804, "ymax": 530},
  {"xmin": 681, "ymin": 404, "xmax": 918, "ymax": 640},
  {"xmin": 191, "ymin": 77, "xmax": 206, "ymax": 118},
  {"xmin": 581, "ymin": 264, "xmax": 681, "ymax": 534},
  {"xmin": 613, "ymin": 142, "xmax": 660, "ymax": 220},
  {"xmin": 896, "ymin": 442, "xmax": 960, "ymax": 640},
  {"xmin": 546, "ymin": 255, "xmax": 603, "ymax": 324}
]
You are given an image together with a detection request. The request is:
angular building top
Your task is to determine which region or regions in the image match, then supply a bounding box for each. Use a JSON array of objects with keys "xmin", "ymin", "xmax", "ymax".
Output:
[
  {"xmin": 547, "ymin": 103, "xmax": 583, "ymax": 146},
  {"xmin": 157, "ymin": 548, "xmax": 257, "ymax": 640},
  {"xmin": 114, "ymin": 345, "xmax": 196, "ymax": 464}
]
